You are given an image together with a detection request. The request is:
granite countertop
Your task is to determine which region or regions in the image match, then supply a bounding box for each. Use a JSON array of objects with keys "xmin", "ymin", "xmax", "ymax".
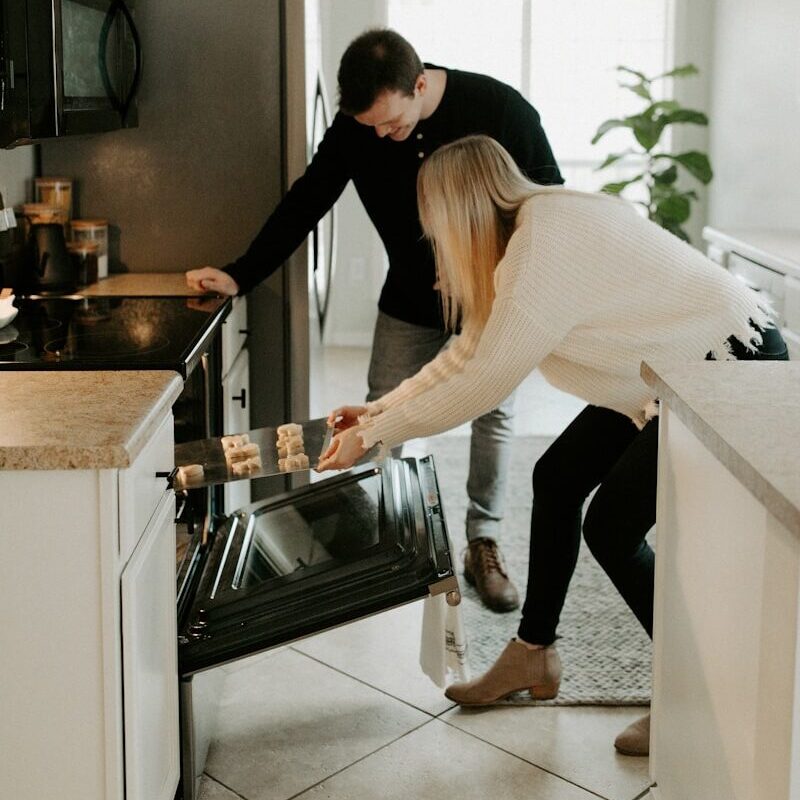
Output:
[
  {"xmin": 81, "ymin": 272, "xmax": 208, "ymax": 297},
  {"xmin": 0, "ymin": 371, "xmax": 182, "ymax": 469},
  {"xmin": 641, "ymin": 360, "xmax": 800, "ymax": 537},
  {"xmin": 703, "ymin": 226, "xmax": 800, "ymax": 280}
]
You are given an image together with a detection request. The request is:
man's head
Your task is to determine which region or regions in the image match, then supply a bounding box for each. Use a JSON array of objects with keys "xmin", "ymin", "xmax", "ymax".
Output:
[{"xmin": 338, "ymin": 29, "xmax": 426, "ymax": 142}]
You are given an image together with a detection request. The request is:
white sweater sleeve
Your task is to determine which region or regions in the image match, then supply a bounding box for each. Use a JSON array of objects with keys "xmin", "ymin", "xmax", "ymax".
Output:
[
  {"xmin": 364, "ymin": 321, "xmax": 483, "ymax": 416},
  {"xmin": 359, "ymin": 294, "xmax": 566, "ymax": 451}
]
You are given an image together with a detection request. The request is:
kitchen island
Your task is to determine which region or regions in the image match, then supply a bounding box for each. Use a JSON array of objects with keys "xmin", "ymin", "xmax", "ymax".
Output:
[
  {"xmin": 0, "ymin": 370, "xmax": 182, "ymax": 800},
  {"xmin": 642, "ymin": 360, "xmax": 800, "ymax": 800}
]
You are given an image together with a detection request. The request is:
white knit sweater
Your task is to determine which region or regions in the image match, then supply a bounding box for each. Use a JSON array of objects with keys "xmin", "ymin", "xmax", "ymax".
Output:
[{"xmin": 359, "ymin": 187, "xmax": 771, "ymax": 452}]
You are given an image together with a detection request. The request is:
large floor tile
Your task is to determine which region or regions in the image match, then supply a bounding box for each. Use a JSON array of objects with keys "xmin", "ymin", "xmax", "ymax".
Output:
[
  {"xmin": 442, "ymin": 705, "xmax": 652, "ymax": 800},
  {"xmin": 298, "ymin": 718, "xmax": 601, "ymax": 800},
  {"xmin": 198, "ymin": 774, "xmax": 244, "ymax": 799},
  {"xmin": 293, "ymin": 601, "xmax": 456, "ymax": 715},
  {"xmin": 205, "ymin": 648, "xmax": 428, "ymax": 800}
]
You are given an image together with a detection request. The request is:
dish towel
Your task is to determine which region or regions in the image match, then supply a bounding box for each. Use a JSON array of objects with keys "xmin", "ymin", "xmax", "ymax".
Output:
[{"xmin": 419, "ymin": 594, "xmax": 470, "ymax": 688}]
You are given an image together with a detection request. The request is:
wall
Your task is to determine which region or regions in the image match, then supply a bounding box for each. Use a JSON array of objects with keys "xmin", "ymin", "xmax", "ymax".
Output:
[
  {"xmin": 669, "ymin": 0, "xmax": 715, "ymax": 246},
  {"xmin": 0, "ymin": 148, "xmax": 34, "ymax": 207},
  {"xmin": 706, "ymin": 0, "xmax": 800, "ymax": 229}
]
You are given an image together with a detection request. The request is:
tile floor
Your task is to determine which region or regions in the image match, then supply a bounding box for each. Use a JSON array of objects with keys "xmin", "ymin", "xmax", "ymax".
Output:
[{"xmin": 197, "ymin": 346, "xmax": 654, "ymax": 800}]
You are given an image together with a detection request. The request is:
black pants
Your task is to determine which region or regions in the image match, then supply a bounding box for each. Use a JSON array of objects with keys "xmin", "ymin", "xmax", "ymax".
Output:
[{"xmin": 518, "ymin": 325, "xmax": 789, "ymax": 645}]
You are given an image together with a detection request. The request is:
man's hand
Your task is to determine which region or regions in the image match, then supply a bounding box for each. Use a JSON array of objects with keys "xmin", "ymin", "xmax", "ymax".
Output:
[
  {"xmin": 186, "ymin": 267, "xmax": 239, "ymax": 296},
  {"xmin": 317, "ymin": 426, "xmax": 369, "ymax": 471},
  {"xmin": 327, "ymin": 405, "xmax": 369, "ymax": 431}
]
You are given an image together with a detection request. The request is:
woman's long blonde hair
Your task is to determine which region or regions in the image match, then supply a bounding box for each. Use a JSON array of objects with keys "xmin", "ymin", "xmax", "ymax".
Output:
[{"xmin": 417, "ymin": 135, "xmax": 541, "ymax": 330}]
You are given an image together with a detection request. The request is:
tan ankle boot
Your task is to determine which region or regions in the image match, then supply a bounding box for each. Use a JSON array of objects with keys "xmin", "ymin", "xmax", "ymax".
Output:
[
  {"xmin": 444, "ymin": 639, "xmax": 561, "ymax": 706},
  {"xmin": 614, "ymin": 712, "xmax": 650, "ymax": 756}
]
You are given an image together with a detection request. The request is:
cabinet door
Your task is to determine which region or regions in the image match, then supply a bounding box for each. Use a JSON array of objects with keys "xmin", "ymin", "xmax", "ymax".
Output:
[
  {"xmin": 221, "ymin": 296, "xmax": 249, "ymax": 380},
  {"xmin": 121, "ymin": 492, "xmax": 179, "ymax": 800},
  {"xmin": 222, "ymin": 348, "xmax": 251, "ymax": 512}
]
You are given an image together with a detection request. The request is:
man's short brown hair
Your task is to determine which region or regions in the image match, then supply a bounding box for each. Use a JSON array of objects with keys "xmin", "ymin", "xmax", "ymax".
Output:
[{"xmin": 337, "ymin": 29, "xmax": 424, "ymax": 116}]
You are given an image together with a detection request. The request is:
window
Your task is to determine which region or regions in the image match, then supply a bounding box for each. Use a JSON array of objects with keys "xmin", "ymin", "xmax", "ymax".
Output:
[{"xmin": 388, "ymin": 0, "xmax": 673, "ymax": 192}]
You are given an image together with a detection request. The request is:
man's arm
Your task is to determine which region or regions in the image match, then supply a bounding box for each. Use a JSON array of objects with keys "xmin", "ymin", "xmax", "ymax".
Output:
[
  {"xmin": 222, "ymin": 112, "xmax": 354, "ymax": 294},
  {"xmin": 499, "ymin": 90, "xmax": 564, "ymax": 186}
]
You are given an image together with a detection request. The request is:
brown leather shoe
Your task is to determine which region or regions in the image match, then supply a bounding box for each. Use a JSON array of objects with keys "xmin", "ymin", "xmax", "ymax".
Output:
[
  {"xmin": 614, "ymin": 712, "xmax": 650, "ymax": 756},
  {"xmin": 464, "ymin": 537, "xmax": 520, "ymax": 612},
  {"xmin": 445, "ymin": 639, "xmax": 561, "ymax": 705}
]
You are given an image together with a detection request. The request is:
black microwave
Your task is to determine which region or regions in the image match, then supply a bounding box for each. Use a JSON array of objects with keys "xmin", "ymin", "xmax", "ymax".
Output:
[{"xmin": 0, "ymin": 0, "xmax": 141, "ymax": 148}]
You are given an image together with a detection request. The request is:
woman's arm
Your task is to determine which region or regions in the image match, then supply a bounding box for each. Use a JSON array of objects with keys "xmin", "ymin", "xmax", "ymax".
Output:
[{"xmin": 359, "ymin": 294, "xmax": 565, "ymax": 451}]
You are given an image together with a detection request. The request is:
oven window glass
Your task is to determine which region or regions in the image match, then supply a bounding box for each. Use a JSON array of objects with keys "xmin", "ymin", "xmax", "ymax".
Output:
[
  {"xmin": 237, "ymin": 473, "xmax": 383, "ymax": 589},
  {"xmin": 61, "ymin": 1, "xmax": 109, "ymax": 100}
]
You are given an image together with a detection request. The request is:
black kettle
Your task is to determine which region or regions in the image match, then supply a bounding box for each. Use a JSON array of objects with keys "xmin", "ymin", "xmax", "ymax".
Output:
[{"xmin": 25, "ymin": 222, "xmax": 77, "ymax": 295}]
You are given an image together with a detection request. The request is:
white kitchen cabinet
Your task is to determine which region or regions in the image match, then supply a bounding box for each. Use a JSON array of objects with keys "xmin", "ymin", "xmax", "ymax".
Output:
[
  {"xmin": 221, "ymin": 295, "xmax": 250, "ymax": 513},
  {"xmin": 0, "ymin": 408, "xmax": 179, "ymax": 800},
  {"xmin": 650, "ymin": 405, "xmax": 800, "ymax": 800},
  {"xmin": 122, "ymin": 490, "xmax": 180, "ymax": 800}
]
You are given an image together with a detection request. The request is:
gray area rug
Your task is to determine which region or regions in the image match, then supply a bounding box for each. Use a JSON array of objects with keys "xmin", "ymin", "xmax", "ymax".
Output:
[{"xmin": 422, "ymin": 434, "xmax": 652, "ymax": 706}]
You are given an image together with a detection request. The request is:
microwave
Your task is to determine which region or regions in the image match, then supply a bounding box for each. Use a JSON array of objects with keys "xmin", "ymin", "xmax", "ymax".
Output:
[{"xmin": 0, "ymin": 0, "xmax": 141, "ymax": 148}]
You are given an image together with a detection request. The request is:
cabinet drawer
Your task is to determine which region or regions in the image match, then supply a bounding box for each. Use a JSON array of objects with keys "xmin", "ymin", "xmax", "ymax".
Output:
[
  {"xmin": 119, "ymin": 412, "xmax": 174, "ymax": 563},
  {"xmin": 728, "ymin": 252, "xmax": 786, "ymax": 324},
  {"xmin": 222, "ymin": 297, "xmax": 248, "ymax": 380}
]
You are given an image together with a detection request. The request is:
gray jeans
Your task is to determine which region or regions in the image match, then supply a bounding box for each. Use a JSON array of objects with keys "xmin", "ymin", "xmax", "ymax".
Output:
[{"xmin": 367, "ymin": 311, "xmax": 515, "ymax": 543}]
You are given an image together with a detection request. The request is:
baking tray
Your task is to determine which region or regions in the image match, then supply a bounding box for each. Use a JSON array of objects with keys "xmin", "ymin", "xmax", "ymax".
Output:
[{"xmin": 172, "ymin": 417, "xmax": 335, "ymax": 491}]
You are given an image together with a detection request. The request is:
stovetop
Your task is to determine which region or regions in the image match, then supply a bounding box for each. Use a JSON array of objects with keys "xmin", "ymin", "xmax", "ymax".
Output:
[{"xmin": 0, "ymin": 295, "xmax": 229, "ymax": 378}]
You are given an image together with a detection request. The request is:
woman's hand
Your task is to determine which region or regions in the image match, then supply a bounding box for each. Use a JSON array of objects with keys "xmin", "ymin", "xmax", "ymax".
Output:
[
  {"xmin": 327, "ymin": 405, "xmax": 369, "ymax": 431},
  {"xmin": 317, "ymin": 426, "xmax": 369, "ymax": 471},
  {"xmin": 186, "ymin": 267, "xmax": 239, "ymax": 296}
]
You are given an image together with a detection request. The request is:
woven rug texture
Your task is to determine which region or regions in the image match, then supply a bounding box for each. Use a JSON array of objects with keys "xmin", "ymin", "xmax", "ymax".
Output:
[{"xmin": 421, "ymin": 434, "xmax": 652, "ymax": 706}]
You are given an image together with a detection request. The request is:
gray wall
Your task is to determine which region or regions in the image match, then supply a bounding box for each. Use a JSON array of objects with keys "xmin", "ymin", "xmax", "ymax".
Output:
[
  {"xmin": 39, "ymin": 0, "xmax": 292, "ymax": 468},
  {"xmin": 706, "ymin": 0, "xmax": 800, "ymax": 229}
]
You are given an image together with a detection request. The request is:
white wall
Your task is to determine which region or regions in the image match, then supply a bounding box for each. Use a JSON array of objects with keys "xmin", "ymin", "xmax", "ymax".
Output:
[
  {"xmin": 0, "ymin": 147, "xmax": 34, "ymax": 207},
  {"xmin": 670, "ymin": 0, "xmax": 715, "ymax": 246},
  {"xmin": 706, "ymin": 0, "xmax": 800, "ymax": 229}
]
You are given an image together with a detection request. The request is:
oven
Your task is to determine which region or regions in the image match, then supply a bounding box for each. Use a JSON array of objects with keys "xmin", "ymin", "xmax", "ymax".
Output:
[{"xmin": 177, "ymin": 454, "xmax": 458, "ymax": 799}]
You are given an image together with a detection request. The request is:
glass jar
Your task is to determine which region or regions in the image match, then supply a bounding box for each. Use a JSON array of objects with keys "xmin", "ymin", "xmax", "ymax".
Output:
[
  {"xmin": 71, "ymin": 219, "xmax": 109, "ymax": 279},
  {"xmin": 34, "ymin": 178, "xmax": 73, "ymax": 221},
  {"xmin": 67, "ymin": 241, "xmax": 99, "ymax": 287}
]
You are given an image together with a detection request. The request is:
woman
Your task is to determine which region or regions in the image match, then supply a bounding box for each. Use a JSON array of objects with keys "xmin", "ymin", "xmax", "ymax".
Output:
[{"xmin": 317, "ymin": 135, "xmax": 788, "ymax": 756}]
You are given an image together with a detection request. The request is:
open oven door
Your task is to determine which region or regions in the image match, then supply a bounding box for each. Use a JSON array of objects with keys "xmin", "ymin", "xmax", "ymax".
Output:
[{"xmin": 178, "ymin": 455, "xmax": 459, "ymax": 677}]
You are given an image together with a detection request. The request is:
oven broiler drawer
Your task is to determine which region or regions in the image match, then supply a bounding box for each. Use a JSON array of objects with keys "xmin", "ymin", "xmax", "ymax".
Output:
[{"xmin": 178, "ymin": 456, "xmax": 459, "ymax": 676}]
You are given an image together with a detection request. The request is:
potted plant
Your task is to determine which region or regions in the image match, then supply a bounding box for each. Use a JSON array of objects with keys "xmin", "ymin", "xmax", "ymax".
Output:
[{"xmin": 592, "ymin": 64, "xmax": 712, "ymax": 242}]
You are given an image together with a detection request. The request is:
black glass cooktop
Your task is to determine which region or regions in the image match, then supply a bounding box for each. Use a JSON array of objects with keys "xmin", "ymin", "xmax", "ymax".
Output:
[{"xmin": 0, "ymin": 295, "xmax": 229, "ymax": 377}]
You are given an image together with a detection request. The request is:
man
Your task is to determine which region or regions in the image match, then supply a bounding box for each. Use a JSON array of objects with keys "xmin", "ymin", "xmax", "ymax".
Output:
[{"xmin": 186, "ymin": 28, "xmax": 563, "ymax": 612}]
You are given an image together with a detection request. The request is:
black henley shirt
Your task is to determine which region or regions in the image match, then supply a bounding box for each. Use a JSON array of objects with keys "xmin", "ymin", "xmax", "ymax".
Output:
[{"xmin": 224, "ymin": 64, "xmax": 563, "ymax": 330}]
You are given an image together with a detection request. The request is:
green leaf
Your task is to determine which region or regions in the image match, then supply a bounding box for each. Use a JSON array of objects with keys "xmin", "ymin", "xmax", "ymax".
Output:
[
  {"xmin": 622, "ymin": 82, "xmax": 652, "ymax": 101},
  {"xmin": 617, "ymin": 65, "xmax": 649, "ymax": 82},
  {"xmin": 653, "ymin": 165, "xmax": 678, "ymax": 185},
  {"xmin": 653, "ymin": 64, "xmax": 699, "ymax": 81},
  {"xmin": 600, "ymin": 174, "xmax": 644, "ymax": 195},
  {"xmin": 595, "ymin": 150, "xmax": 635, "ymax": 171},
  {"xmin": 591, "ymin": 118, "xmax": 631, "ymax": 145},
  {"xmin": 656, "ymin": 194, "xmax": 691, "ymax": 224},
  {"xmin": 671, "ymin": 151, "xmax": 713, "ymax": 183},
  {"xmin": 661, "ymin": 109, "xmax": 709, "ymax": 126},
  {"xmin": 631, "ymin": 115, "xmax": 666, "ymax": 151}
]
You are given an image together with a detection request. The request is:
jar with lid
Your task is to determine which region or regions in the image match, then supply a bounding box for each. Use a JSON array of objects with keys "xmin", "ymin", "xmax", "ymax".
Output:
[
  {"xmin": 34, "ymin": 178, "xmax": 73, "ymax": 221},
  {"xmin": 71, "ymin": 219, "xmax": 109, "ymax": 279},
  {"xmin": 67, "ymin": 241, "xmax": 99, "ymax": 287},
  {"xmin": 20, "ymin": 203, "xmax": 69, "ymax": 241}
]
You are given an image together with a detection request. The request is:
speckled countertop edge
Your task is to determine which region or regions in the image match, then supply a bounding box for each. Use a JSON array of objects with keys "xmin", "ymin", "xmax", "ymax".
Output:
[
  {"xmin": 0, "ymin": 371, "xmax": 183, "ymax": 470},
  {"xmin": 642, "ymin": 361, "xmax": 800, "ymax": 538}
]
